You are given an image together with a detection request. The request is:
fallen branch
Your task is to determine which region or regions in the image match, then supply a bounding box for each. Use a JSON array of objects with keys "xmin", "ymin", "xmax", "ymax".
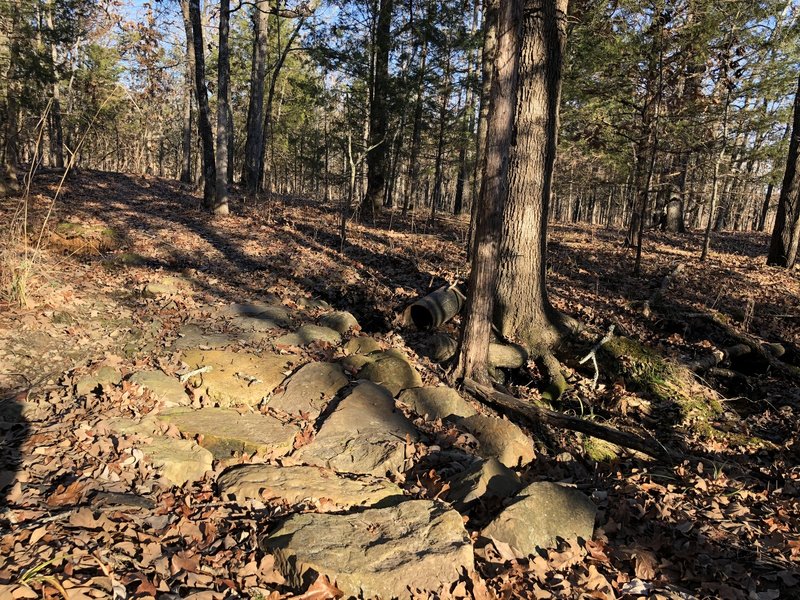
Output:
[
  {"xmin": 643, "ymin": 262, "xmax": 685, "ymax": 317},
  {"xmin": 578, "ymin": 324, "xmax": 615, "ymax": 388},
  {"xmin": 687, "ymin": 312, "xmax": 800, "ymax": 379},
  {"xmin": 687, "ymin": 343, "xmax": 751, "ymax": 373},
  {"xmin": 462, "ymin": 378, "xmax": 673, "ymax": 463}
]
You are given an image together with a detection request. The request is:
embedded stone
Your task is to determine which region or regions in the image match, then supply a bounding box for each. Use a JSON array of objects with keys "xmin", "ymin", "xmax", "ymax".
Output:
[
  {"xmin": 267, "ymin": 362, "xmax": 348, "ymax": 418},
  {"xmin": 129, "ymin": 370, "xmax": 188, "ymax": 406},
  {"xmin": 295, "ymin": 382, "xmax": 418, "ymax": 476},
  {"xmin": 107, "ymin": 417, "xmax": 212, "ymax": 485},
  {"xmin": 319, "ymin": 311, "xmax": 359, "ymax": 334},
  {"xmin": 482, "ymin": 482, "xmax": 596, "ymax": 554},
  {"xmin": 217, "ymin": 464, "xmax": 403, "ymax": 509},
  {"xmin": 275, "ymin": 325, "xmax": 341, "ymax": 347},
  {"xmin": 343, "ymin": 336, "xmax": 382, "ymax": 355},
  {"xmin": 447, "ymin": 458, "xmax": 522, "ymax": 507},
  {"xmin": 172, "ymin": 324, "xmax": 237, "ymax": 350},
  {"xmin": 261, "ymin": 500, "xmax": 473, "ymax": 599},
  {"xmin": 398, "ymin": 386, "xmax": 477, "ymax": 420},
  {"xmin": 157, "ymin": 407, "xmax": 299, "ymax": 459},
  {"xmin": 358, "ymin": 349, "xmax": 422, "ymax": 396},
  {"xmin": 459, "ymin": 414, "xmax": 535, "ymax": 468},
  {"xmin": 75, "ymin": 366, "xmax": 122, "ymax": 397},
  {"xmin": 181, "ymin": 349, "xmax": 296, "ymax": 406}
]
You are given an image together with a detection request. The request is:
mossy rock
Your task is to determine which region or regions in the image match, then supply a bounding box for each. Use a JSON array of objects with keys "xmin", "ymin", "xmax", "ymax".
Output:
[
  {"xmin": 600, "ymin": 336, "xmax": 722, "ymax": 428},
  {"xmin": 49, "ymin": 221, "xmax": 120, "ymax": 255},
  {"xmin": 583, "ymin": 437, "xmax": 621, "ymax": 462},
  {"xmin": 103, "ymin": 252, "xmax": 148, "ymax": 269}
]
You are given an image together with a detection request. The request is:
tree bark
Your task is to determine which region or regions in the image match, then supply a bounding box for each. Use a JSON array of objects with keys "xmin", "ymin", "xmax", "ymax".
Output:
[
  {"xmin": 452, "ymin": 0, "xmax": 521, "ymax": 383},
  {"xmin": 494, "ymin": 0, "xmax": 570, "ymax": 354},
  {"xmin": 768, "ymin": 73, "xmax": 800, "ymax": 268},
  {"xmin": 242, "ymin": 0, "xmax": 269, "ymax": 195},
  {"xmin": 467, "ymin": 0, "xmax": 498, "ymax": 257},
  {"xmin": 178, "ymin": 0, "xmax": 195, "ymax": 184},
  {"xmin": 46, "ymin": 6, "xmax": 64, "ymax": 169},
  {"xmin": 361, "ymin": 0, "xmax": 394, "ymax": 218},
  {"xmin": 214, "ymin": 0, "xmax": 231, "ymax": 214},
  {"xmin": 402, "ymin": 32, "xmax": 428, "ymax": 216},
  {"xmin": 187, "ymin": 0, "xmax": 216, "ymax": 210}
]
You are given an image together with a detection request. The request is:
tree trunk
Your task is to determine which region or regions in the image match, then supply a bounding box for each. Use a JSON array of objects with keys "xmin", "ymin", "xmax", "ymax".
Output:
[
  {"xmin": 452, "ymin": 0, "xmax": 521, "ymax": 383},
  {"xmin": 187, "ymin": 0, "xmax": 216, "ymax": 210},
  {"xmin": 45, "ymin": 6, "xmax": 64, "ymax": 169},
  {"xmin": 467, "ymin": 0, "xmax": 498, "ymax": 256},
  {"xmin": 242, "ymin": 1, "xmax": 269, "ymax": 194},
  {"xmin": 178, "ymin": 0, "xmax": 195, "ymax": 184},
  {"xmin": 429, "ymin": 53, "xmax": 452, "ymax": 227},
  {"xmin": 402, "ymin": 34, "xmax": 428, "ymax": 216},
  {"xmin": 768, "ymin": 74, "xmax": 800, "ymax": 268},
  {"xmin": 361, "ymin": 0, "xmax": 394, "ymax": 218},
  {"xmin": 494, "ymin": 0, "xmax": 569, "ymax": 354},
  {"xmin": 214, "ymin": 0, "xmax": 231, "ymax": 214}
]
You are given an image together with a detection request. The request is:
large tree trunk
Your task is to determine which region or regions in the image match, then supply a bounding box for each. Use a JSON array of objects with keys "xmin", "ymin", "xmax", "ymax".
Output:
[
  {"xmin": 187, "ymin": 0, "xmax": 216, "ymax": 210},
  {"xmin": 242, "ymin": 2, "xmax": 269, "ymax": 194},
  {"xmin": 494, "ymin": 0, "xmax": 570, "ymax": 354},
  {"xmin": 768, "ymin": 74, "xmax": 800, "ymax": 268},
  {"xmin": 214, "ymin": 0, "xmax": 231, "ymax": 214},
  {"xmin": 452, "ymin": 0, "xmax": 521, "ymax": 383},
  {"xmin": 178, "ymin": 0, "xmax": 195, "ymax": 184},
  {"xmin": 361, "ymin": 0, "xmax": 394, "ymax": 218}
]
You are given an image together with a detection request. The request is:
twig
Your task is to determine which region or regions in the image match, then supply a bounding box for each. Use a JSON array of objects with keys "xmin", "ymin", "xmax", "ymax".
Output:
[
  {"xmin": 578, "ymin": 324, "xmax": 615, "ymax": 388},
  {"xmin": 179, "ymin": 365, "xmax": 212, "ymax": 382}
]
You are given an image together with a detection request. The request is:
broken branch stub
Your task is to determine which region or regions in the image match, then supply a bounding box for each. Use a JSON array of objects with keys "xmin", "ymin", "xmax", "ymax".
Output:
[{"xmin": 410, "ymin": 285, "xmax": 464, "ymax": 330}]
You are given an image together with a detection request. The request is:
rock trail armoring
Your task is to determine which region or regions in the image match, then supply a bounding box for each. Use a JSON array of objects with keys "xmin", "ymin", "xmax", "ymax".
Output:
[{"xmin": 65, "ymin": 297, "xmax": 597, "ymax": 598}]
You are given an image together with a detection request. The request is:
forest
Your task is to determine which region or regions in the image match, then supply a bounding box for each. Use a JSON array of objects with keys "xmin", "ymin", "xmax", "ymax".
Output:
[{"xmin": 1, "ymin": 0, "xmax": 799, "ymax": 598}]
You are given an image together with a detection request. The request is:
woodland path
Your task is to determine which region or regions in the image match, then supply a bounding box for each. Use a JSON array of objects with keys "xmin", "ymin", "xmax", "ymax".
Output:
[{"xmin": 1, "ymin": 170, "xmax": 799, "ymax": 599}]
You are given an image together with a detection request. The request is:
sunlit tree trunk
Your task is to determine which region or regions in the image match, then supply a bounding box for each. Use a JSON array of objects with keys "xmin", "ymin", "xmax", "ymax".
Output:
[
  {"xmin": 494, "ymin": 0, "xmax": 570, "ymax": 353},
  {"xmin": 768, "ymin": 74, "xmax": 800, "ymax": 268},
  {"xmin": 214, "ymin": 0, "xmax": 231, "ymax": 214},
  {"xmin": 361, "ymin": 0, "xmax": 393, "ymax": 218},
  {"xmin": 243, "ymin": 0, "xmax": 269, "ymax": 194},
  {"xmin": 187, "ymin": 0, "xmax": 216, "ymax": 209},
  {"xmin": 453, "ymin": 0, "xmax": 521, "ymax": 383}
]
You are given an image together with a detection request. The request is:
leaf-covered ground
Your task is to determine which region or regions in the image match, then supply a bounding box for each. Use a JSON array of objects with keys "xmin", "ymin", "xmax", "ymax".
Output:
[{"xmin": 1, "ymin": 170, "xmax": 799, "ymax": 599}]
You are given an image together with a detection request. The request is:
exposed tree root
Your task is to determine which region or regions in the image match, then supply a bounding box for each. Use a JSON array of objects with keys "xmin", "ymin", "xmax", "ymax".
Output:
[{"xmin": 462, "ymin": 378, "xmax": 674, "ymax": 462}]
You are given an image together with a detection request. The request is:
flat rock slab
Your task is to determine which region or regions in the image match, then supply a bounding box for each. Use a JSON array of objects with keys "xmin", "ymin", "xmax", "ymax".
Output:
[
  {"xmin": 217, "ymin": 464, "xmax": 403, "ymax": 510},
  {"xmin": 482, "ymin": 482, "xmax": 596, "ymax": 554},
  {"xmin": 275, "ymin": 325, "xmax": 341, "ymax": 347},
  {"xmin": 108, "ymin": 417, "xmax": 212, "ymax": 485},
  {"xmin": 398, "ymin": 386, "xmax": 477, "ymax": 420},
  {"xmin": 319, "ymin": 310, "xmax": 359, "ymax": 334},
  {"xmin": 129, "ymin": 370, "xmax": 188, "ymax": 406},
  {"xmin": 358, "ymin": 349, "xmax": 422, "ymax": 396},
  {"xmin": 343, "ymin": 336, "xmax": 382, "ymax": 355},
  {"xmin": 219, "ymin": 301, "xmax": 287, "ymax": 320},
  {"xmin": 268, "ymin": 362, "xmax": 348, "ymax": 418},
  {"xmin": 173, "ymin": 324, "xmax": 238, "ymax": 350},
  {"xmin": 459, "ymin": 414, "xmax": 535, "ymax": 468},
  {"xmin": 75, "ymin": 366, "xmax": 122, "ymax": 396},
  {"xmin": 295, "ymin": 382, "xmax": 418, "ymax": 476},
  {"xmin": 262, "ymin": 500, "xmax": 473, "ymax": 599},
  {"xmin": 157, "ymin": 407, "xmax": 299, "ymax": 459},
  {"xmin": 447, "ymin": 458, "xmax": 522, "ymax": 508},
  {"xmin": 182, "ymin": 349, "xmax": 296, "ymax": 406}
]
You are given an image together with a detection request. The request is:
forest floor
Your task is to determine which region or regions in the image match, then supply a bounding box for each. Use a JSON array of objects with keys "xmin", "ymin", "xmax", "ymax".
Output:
[{"xmin": 1, "ymin": 169, "xmax": 799, "ymax": 600}]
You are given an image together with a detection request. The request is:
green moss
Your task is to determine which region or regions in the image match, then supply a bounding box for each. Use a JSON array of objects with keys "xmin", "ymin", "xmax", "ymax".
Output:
[
  {"xmin": 601, "ymin": 335, "xmax": 723, "ymax": 426},
  {"xmin": 583, "ymin": 436, "xmax": 621, "ymax": 462}
]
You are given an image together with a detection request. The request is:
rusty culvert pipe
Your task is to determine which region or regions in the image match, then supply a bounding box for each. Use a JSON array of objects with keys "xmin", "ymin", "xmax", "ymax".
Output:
[{"xmin": 410, "ymin": 285, "xmax": 465, "ymax": 330}]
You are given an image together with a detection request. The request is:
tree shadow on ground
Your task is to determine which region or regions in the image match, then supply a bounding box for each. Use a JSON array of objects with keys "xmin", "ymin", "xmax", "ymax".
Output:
[{"xmin": 0, "ymin": 391, "xmax": 30, "ymax": 509}]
